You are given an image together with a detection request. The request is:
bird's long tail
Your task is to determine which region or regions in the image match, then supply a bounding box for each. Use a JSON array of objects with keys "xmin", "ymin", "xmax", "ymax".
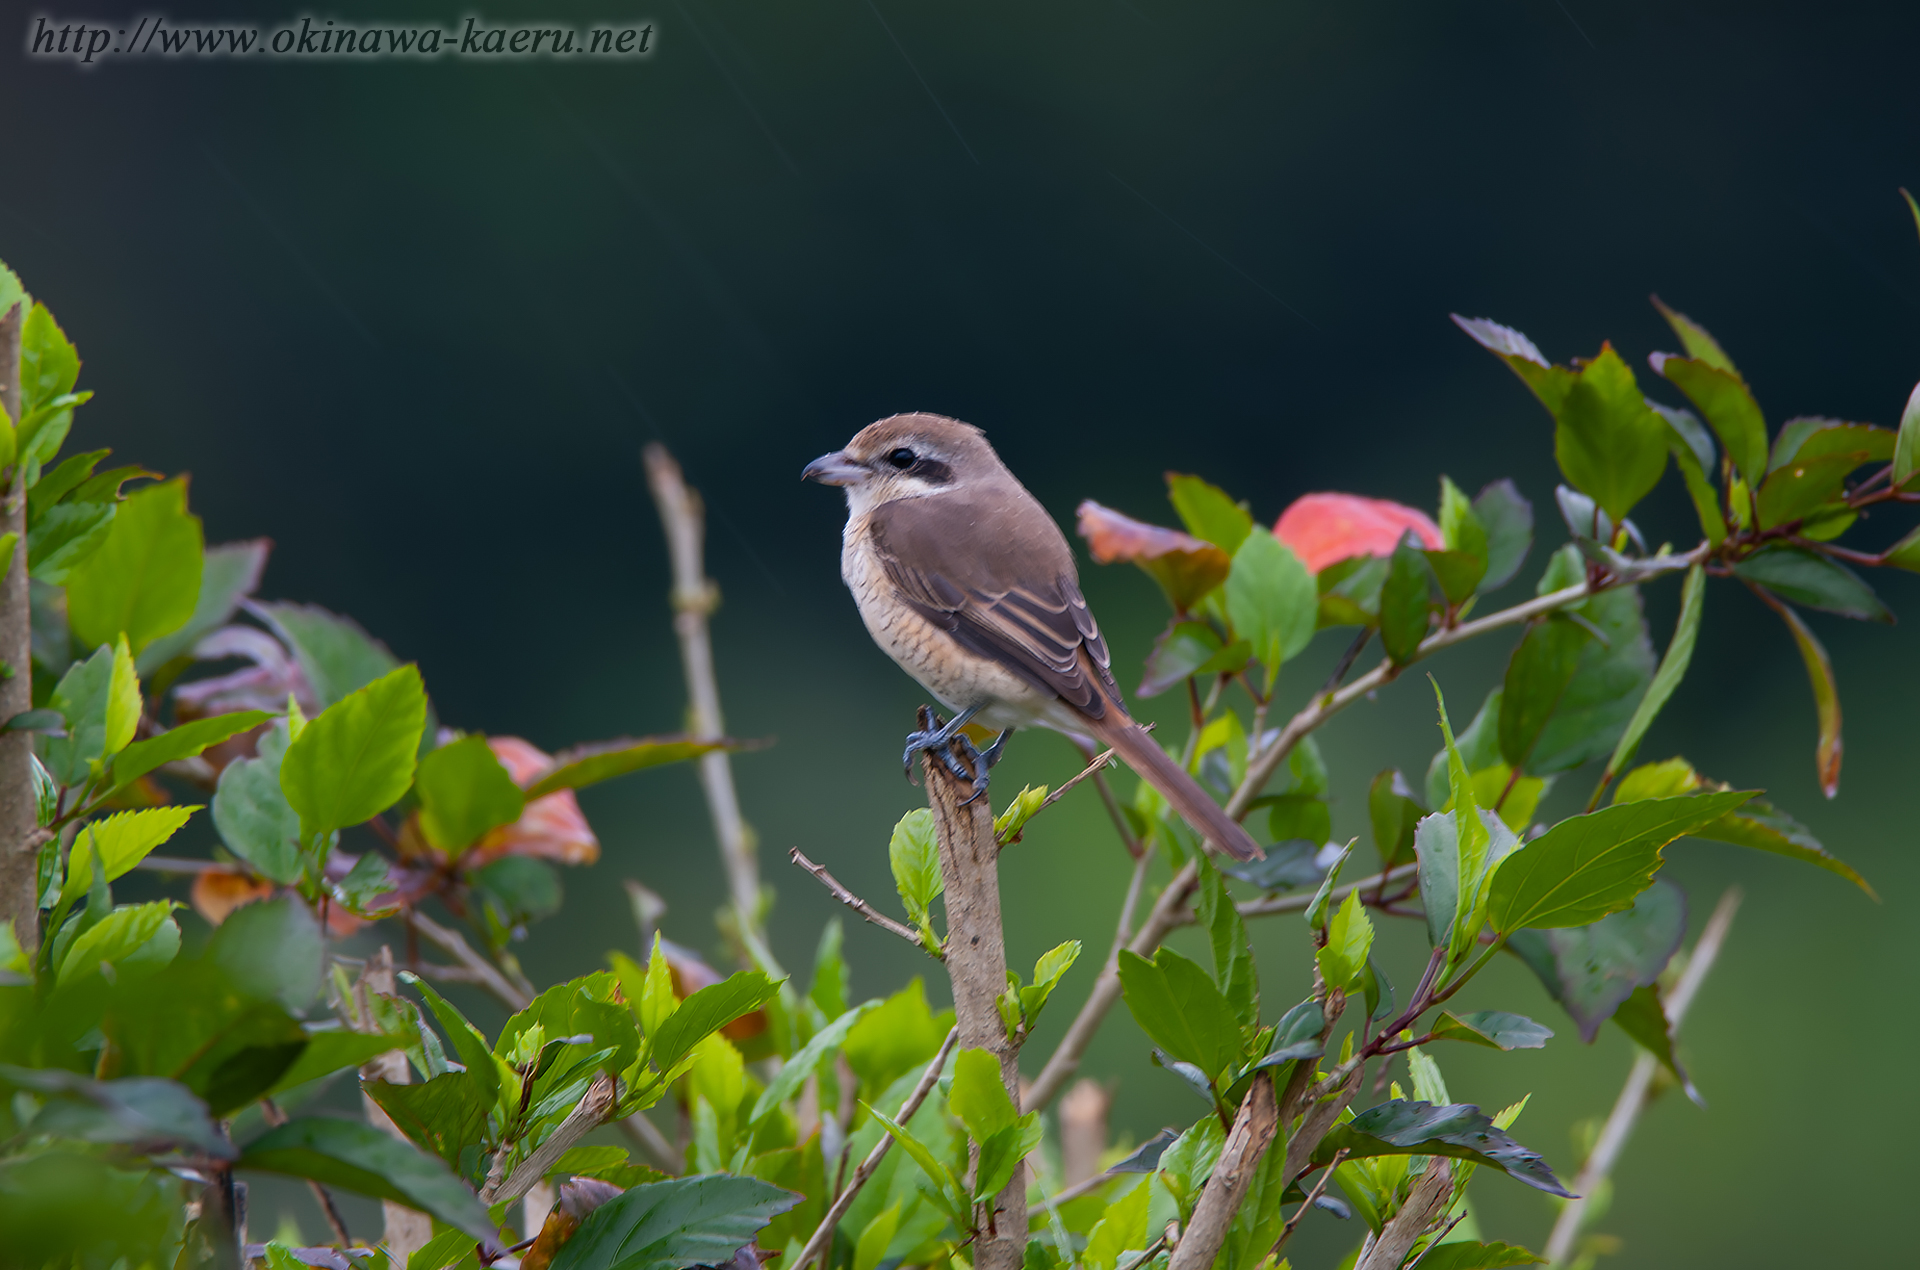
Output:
[{"xmin": 1089, "ymin": 715, "xmax": 1264, "ymax": 861}]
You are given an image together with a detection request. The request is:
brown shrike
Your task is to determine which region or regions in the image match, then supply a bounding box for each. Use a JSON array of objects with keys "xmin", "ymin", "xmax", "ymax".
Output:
[{"xmin": 803, "ymin": 412, "xmax": 1264, "ymax": 862}]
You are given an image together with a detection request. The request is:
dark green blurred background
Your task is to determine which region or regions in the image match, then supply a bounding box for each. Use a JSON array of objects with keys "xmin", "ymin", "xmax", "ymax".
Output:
[{"xmin": 7, "ymin": 0, "xmax": 1919, "ymax": 1262}]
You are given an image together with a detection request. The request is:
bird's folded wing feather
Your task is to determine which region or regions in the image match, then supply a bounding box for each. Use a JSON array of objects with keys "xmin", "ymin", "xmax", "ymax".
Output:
[{"xmin": 868, "ymin": 492, "xmax": 1121, "ymax": 718}]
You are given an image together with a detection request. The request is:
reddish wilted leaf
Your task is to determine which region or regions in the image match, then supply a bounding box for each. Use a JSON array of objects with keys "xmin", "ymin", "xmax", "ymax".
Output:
[
  {"xmin": 1274, "ymin": 493, "xmax": 1443, "ymax": 573},
  {"xmin": 468, "ymin": 736, "xmax": 601, "ymax": 866},
  {"xmin": 1076, "ymin": 499, "xmax": 1232, "ymax": 612},
  {"xmin": 190, "ymin": 868, "xmax": 276, "ymax": 925}
]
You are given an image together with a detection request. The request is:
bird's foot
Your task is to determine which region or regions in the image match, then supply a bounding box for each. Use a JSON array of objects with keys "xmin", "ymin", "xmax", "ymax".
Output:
[
  {"xmin": 901, "ymin": 705, "xmax": 983, "ymax": 784},
  {"xmin": 951, "ymin": 733, "xmax": 993, "ymax": 806},
  {"xmin": 979, "ymin": 728, "xmax": 1013, "ymax": 770}
]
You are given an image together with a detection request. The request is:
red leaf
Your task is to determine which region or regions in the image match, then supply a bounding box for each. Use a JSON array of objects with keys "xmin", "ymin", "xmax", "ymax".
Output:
[
  {"xmin": 1076, "ymin": 500, "xmax": 1232, "ymax": 611},
  {"xmin": 1274, "ymin": 493, "xmax": 1443, "ymax": 573},
  {"xmin": 470, "ymin": 736, "xmax": 601, "ymax": 866}
]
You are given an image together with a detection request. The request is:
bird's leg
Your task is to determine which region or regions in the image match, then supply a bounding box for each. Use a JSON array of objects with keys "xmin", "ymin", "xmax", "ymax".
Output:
[
  {"xmin": 902, "ymin": 705, "xmax": 983, "ymax": 782},
  {"xmin": 949, "ymin": 732, "xmax": 993, "ymax": 805},
  {"xmin": 978, "ymin": 728, "xmax": 1014, "ymax": 769}
]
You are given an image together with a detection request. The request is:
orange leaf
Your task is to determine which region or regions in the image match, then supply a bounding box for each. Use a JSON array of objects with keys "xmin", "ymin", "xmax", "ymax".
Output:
[
  {"xmin": 465, "ymin": 736, "xmax": 601, "ymax": 866},
  {"xmin": 1274, "ymin": 493, "xmax": 1443, "ymax": 573},
  {"xmin": 190, "ymin": 868, "xmax": 275, "ymax": 926},
  {"xmin": 1076, "ymin": 500, "xmax": 1231, "ymax": 611}
]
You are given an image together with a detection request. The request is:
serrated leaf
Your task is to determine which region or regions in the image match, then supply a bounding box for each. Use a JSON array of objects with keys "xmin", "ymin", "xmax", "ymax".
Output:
[
  {"xmin": 1506, "ymin": 879, "xmax": 1685, "ymax": 1042},
  {"xmin": 651, "ymin": 971, "xmax": 782, "ymax": 1074},
  {"xmin": 1166, "ymin": 473, "xmax": 1253, "ymax": 555},
  {"xmin": 1431, "ymin": 1010, "xmax": 1552, "ymax": 1050},
  {"xmin": 1600, "ymin": 564, "xmax": 1703, "ymax": 786},
  {"xmin": 280, "ymin": 664, "xmax": 428, "ymax": 837},
  {"xmin": 1224, "ymin": 527, "xmax": 1317, "ymax": 673},
  {"xmin": 213, "ymin": 720, "xmax": 302, "ymax": 884},
  {"xmin": 1732, "ymin": 546, "xmax": 1890, "ymax": 623},
  {"xmin": 1378, "ymin": 534, "xmax": 1434, "ymax": 664},
  {"xmin": 888, "ymin": 807, "xmax": 942, "ymax": 929},
  {"xmin": 1316, "ymin": 891, "xmax": 1373, "ymax": 991},
  {"xmin": 65, "ymin": 477, "xmax": 204, "ymax": 655},
  {"xmin": 1653, "ymin": 354, "xmax": 1768, "ymax": 487},
  {"xmin": 1473, "ymin": 479, "xmax": 1533, "ymax": 592},
  {"xmin": 520, "ymin": 735, "xmax": 735, "ymax": 800},
  {"xmin": 1314, "ymin": 1098, "xmax": 1571, "ymax": 1197},
  {"xmin": 61, "ymin": 806, "xmax": 201, "ymax": 907},
  {"xmin": 415, "ymin": 734, "xmax": 525, "ymax": 852},
  {"xmin": 108, "ymin": 711, "xmax": 273, "ymax": 803}
]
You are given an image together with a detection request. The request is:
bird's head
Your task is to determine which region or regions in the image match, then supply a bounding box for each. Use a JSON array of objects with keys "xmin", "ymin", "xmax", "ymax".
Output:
[{"xmin": 802, "ymin": 412, "xmax": 1001, "ymax": 513}]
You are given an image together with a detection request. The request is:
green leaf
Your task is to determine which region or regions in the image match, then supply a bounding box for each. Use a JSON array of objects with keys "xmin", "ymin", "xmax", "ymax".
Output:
[
  {"xmin": 17, "ymin": 303, "xmax": 83, "ymax": 467},
  {"xmin": 1732, "ymin": 546, "xmax": 1890, "ymax": 623},
  {"xmin": 1224, "ymin": 528, "xmax": 1317, "ymax": 672},
  {"xmin": 1487, "ymin": 792, "xmax": 1754, "ymax": 932},
  {"xmin": 415, "ymin": 734, "xmax": 524, "ymax": 852},
  {"xmin": 137, "ymin": 540, "xmax": 270, "ymax": 673},
  {"xmin": 1654, "ymin": 354, "xmax": 1768, "ymax": 487},
  {"xmin": 1166, "ymin": 473, "xmax": 1253, "ymax": 555},
  {"xmin": 1506, "ymin": 879, "xmax": 1685, "ymax": 1041},
  {"xmin": 973, "ymin": 1113, "xmax": 1043, "ymax": 1202},
  {"xmin": 267, "ymin": 1028, "xmax": 419, "ymax": 1099},
  {"xmin": 0, "ymin": 1067, "xmax": 231, "ymax": 1158},
  {"xmin": 1316, "ymin": 891, "xmax": 1374, "ymax": 991},
  {"xmin": 1411, "ymin": 1241, "xmax": 1545, "ymax": 1270},
  {"xmin": 28, "ymin": 500, "xmax": 116, "ymax": 584},
  {"xmin": 1314, "ymin": 1098, "xmax": 1571, "ymax": 1196},
  {"xmin": 888, "ymin": 807, "xmax": 942, "ymax": 932},
  {"xmin": 1756, "ymin": 450, "xmax": 1873, "ymax": 528},
  {"xmin": 101, "ymin": 634, "xmax": 140, "ymax": 758},
  {"xmin": 1651, "ymin": 295, "xmax": 1737, "ymax": 374},
  {"xmin": 55, "ymin": 901, "xmax": 180, "ymax": 987},
  {"xmin": 364, "ymin": 1071, "xmax": 492, "ymax": 1168},
  {"xmin": 948, "ymin": 1046, "xmax": 1018, "ymax": 1141},
  {"xmin": 1368, "ymin": 769, "xmax": 1424, "ymax": 868},
  {"xmin": 862, "ymin": 1104, "xmax": 968, "ymax": 1231},
  {"xmin": 281, "ymin": 664, "xmax": 429, "ymax": 837},
  {"xmin": 651, "ymin": 971, "xmax": 782, "ymax": 1073},
  {"xmin": 403, "ymin": 972, "xmax": 502, "ymax": 1108},
  {"xmin": 1116, "ymin": 946, "xmax": 1242, "ymax": 1082},
  {"xmin": 61, "ymin": 806, "xmax": 200, "ymax": 907},
  {"xmin": 1195, "ymin": 859, "xmax": 1257, "ymax": 1025},
  {"xmin": 1498, "ymin": 616, "xmax": 1592, "ymax": 773},
  {"xmin": 993, "ymin": 782, "xmax": 1049, "ymax": 844},
  {"xmin": 205, "ymin": 893, "xmax": 324, "ymax": 1011},
  {"xmin": 844, "ymin": 979, "xmax": 949, "ymax": 1093},
  {"xmin": 749, "ymin": 1000, "xmax": 876, "ymax": 1125},
  {"xmin": 1473, "ymin": 479, "xmax": 1533, "ymax": 592},
  {"xmin": 1600, "ymin": 564, "xmax": 1703, "ymax": 786},
  {"xmin": 1431, "ymin": 1010, "xmax": 1552, "ymax": 1050},
  {"xmin": 520, "ymin": 735, "xmax": 734, "ymax": 800},
  {"xmin": 41, "ymin": 643, "xmax": 117, "ymax": 786},
  {"xmin": 1611, "ymin": 982, "xmax": 1699, "ymax": 1105},
  {"xmin": 1763, "ymin": 599, "xmax": 1843, "ymax": 797},
  {"xmin": 1439, "ymin": 476, "xmax": 1489, "ymax": 584},
  {"xmin": 809, "ymin": 919, "xmax": 850, "ymax": 1021},
  {"xmin": 1139, "ymin": 621, "xmax": 1250, "ymax": 698},
  {"xmin": 1379, "ymin": 534, "xmax": 1434, "ymax": 664},
  {"xmin": 65, "ymin": 478, "xmax": 205, "ymax": 654},
  {"xmin": 1414, "ymin": 808, "xmax": 1515, "ymax": 955},
  {"xmin": 251, "ymin": 601, "xmax": 399, "ymax": 708},
  {"xmin": 1522, "ymin": 549, "xmax": 1657, "ymax": 775},
  {"xmin": 1250, "ymin": 999, "xmax": 1326, "ymax": 1068},
  {"xmin": 1691, "ymin": 796, "xmax": 1874, "ymax": 896},
  {"xmin": 1653, "ymin": 403, "xmax": 1728, "ymax": 545},
  {"xmin": 238, "ymin": 1116, "xmax": 494, "ymax": 1240},
  {"xmin": 108, "ymin": 710, "xmax": 274, "ymax": 801},
  {"xmin": 853, "ymin": 1202, "xmax": 903, "ymax": 1270},
  {"xmin": 1082, "ymin": 1176, "xmax": 1151, "ymax": 1270},
  {"xmin": 1894, "ymin": 379, "xmax": 1920, "ymax": 487},
  {"xmin": 213, "ymin": 720, "xmax": 303, "ymax": 884}
]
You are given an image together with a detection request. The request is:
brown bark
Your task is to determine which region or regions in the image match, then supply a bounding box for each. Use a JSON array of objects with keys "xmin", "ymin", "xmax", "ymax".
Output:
[
  {"xmin": 1355, "ymin": 1160, "xmax": 1453, "ymax": 1270},
  {"xmin": 1167, "ymin": 1072, "xmax": 1281, "ymax": 1270},
  {"xmin": 1060, "ymin": 1079, "xmax": 1111, "ymax": 1186},
  {"xmin": 0, "ymin": 298, "xmax": 34, "ymax": 953},
  {"xmin": 923, "ymin": 732, "xmax": 1024, "ymax": 1270}
]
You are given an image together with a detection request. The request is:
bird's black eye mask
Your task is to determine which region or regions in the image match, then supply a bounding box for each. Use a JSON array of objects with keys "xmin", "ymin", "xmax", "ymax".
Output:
[{"xmin": 880, "ymin": 446, "xmax": 952, "ymax": 485}]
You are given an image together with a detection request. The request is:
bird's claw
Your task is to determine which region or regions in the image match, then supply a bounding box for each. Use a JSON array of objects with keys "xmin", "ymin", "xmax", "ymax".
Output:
[{"xmin": 901, "ymin": 705, "xmax": 984, "ymax": 786}]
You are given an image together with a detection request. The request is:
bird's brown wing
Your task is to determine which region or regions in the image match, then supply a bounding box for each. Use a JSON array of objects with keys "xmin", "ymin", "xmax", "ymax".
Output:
[{"xmin": 868, "ymin": 490, "xmax": 1122, "ymax": 719}]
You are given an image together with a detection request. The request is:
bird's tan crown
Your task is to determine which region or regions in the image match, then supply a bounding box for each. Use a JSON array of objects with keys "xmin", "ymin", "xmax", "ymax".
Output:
[{"xmin": 842, "ymin": 413, "xmax": 991, "ymax": 467}]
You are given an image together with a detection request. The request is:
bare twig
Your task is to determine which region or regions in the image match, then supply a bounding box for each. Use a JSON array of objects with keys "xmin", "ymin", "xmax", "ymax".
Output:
[
  {"xmin": 1106, "ymin": 843, "xmax": 1156, "ymax": 963},
  {"xmin": 791, "ymin": 1028, "xmax": 960, "ymax": 1270},
  {"xmin": 1071, "ymin": 735, "xmax": 1144, "ymax": 859},
  {"xmin": 1216, "ymin": 863, "xmax": 1421, "ymax": 925},
  {"xmin": 789, "ymin": 847, "xmax": 939, "ymax": 958},
  {"xmin": 0, "ymin": 295, "xmax": 33, "ymax": 953},
  {"xmin": 1543, "ymin": 887, "xmax": 1741, "ymax": 1264},
  {"xmin": 921, "ymin": 719, "xmax": 1024, "ymax": 1270},
  {"xmin": 261, "ymin": 1099, "xmax": 352, "ymax": 1246},
  {"xmin": 1274, "ymin": 1148, "xmax": 1348, "ymax": 1257},
  {"xmin": 402, "ymin": 908, "xmax": 532, "ymax": 1011},
  {"xmin": 1031, "ymin": 745, "xmax": 1117, "ymax": 819},
  {"xmin": 350, "ymin": 948, "xmax": 433, "ymax": 1262},
  {"xmin": 484, "ymin": 1072, "xmax": 617, "ymax": 1207},
  {"xmin": 643, "ymin": 444, "xmax": 764, "ymax": 946}
]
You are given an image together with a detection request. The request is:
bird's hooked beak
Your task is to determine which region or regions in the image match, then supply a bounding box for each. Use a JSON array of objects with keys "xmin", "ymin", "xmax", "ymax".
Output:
[{"xmin": 802, "ymin": 450, "xmax": 867, "ymax": 487}]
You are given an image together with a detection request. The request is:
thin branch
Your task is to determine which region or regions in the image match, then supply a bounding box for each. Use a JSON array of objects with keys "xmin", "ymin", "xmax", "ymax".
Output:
[
  {"xmin": 1167, "ymin": 1072, "xmax": 1281, "ymax": 1270},
  {"xmin": 1215, "ymin": 863, "xmax": 1421, "ymax": 925},
  {"xmin": 643, "ymin": 443, "xmax": 768, "ymax": 955},
  {"xmin": 792, "ymin": 1028, "xmax": 960, "ymax": 1270},
  {"xmin": 1273, "ymin": 1147, "xmax": 1347, "ymax": 1257},
  {"xmin": 1031, "ymin": 745, "xmax": 1118, "ymax": 819},
  {"xmin": 790, "ymin": 847, "xmax": 940, "ymax": 959},
  {"xmin": 1223, "ymin": 550, "xmax": 1704, "ymax": 822},
  {"xmin": 1543, "ymin": 887, "xmax": 1741, "ymax": 1264},
  {"xmin": 1071, "ymin": 735, "xmax": 1144, "ymax": 859},
  {"xmin": 403, "ymin": 908, "xmax": 532, "ymax": 1011},
  {"xmin": 484, "ymin": 1072, "xmax": 617, "ymax": 1206},
  {"xmin": 1106, "ymin": 842, "xmax": 1157, "ymax": 963}
]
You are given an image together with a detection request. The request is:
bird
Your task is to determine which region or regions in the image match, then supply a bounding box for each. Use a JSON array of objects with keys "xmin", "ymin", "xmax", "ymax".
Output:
[{"xmin": 803, "ymin": 411, "xmax": 1264, "ymax": 862}]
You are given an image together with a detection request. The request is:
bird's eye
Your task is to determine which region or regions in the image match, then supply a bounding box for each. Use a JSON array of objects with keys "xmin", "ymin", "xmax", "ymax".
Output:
[{"xmin": 886, "ymin": 448, "xmax": 917, "ymax": 470}]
